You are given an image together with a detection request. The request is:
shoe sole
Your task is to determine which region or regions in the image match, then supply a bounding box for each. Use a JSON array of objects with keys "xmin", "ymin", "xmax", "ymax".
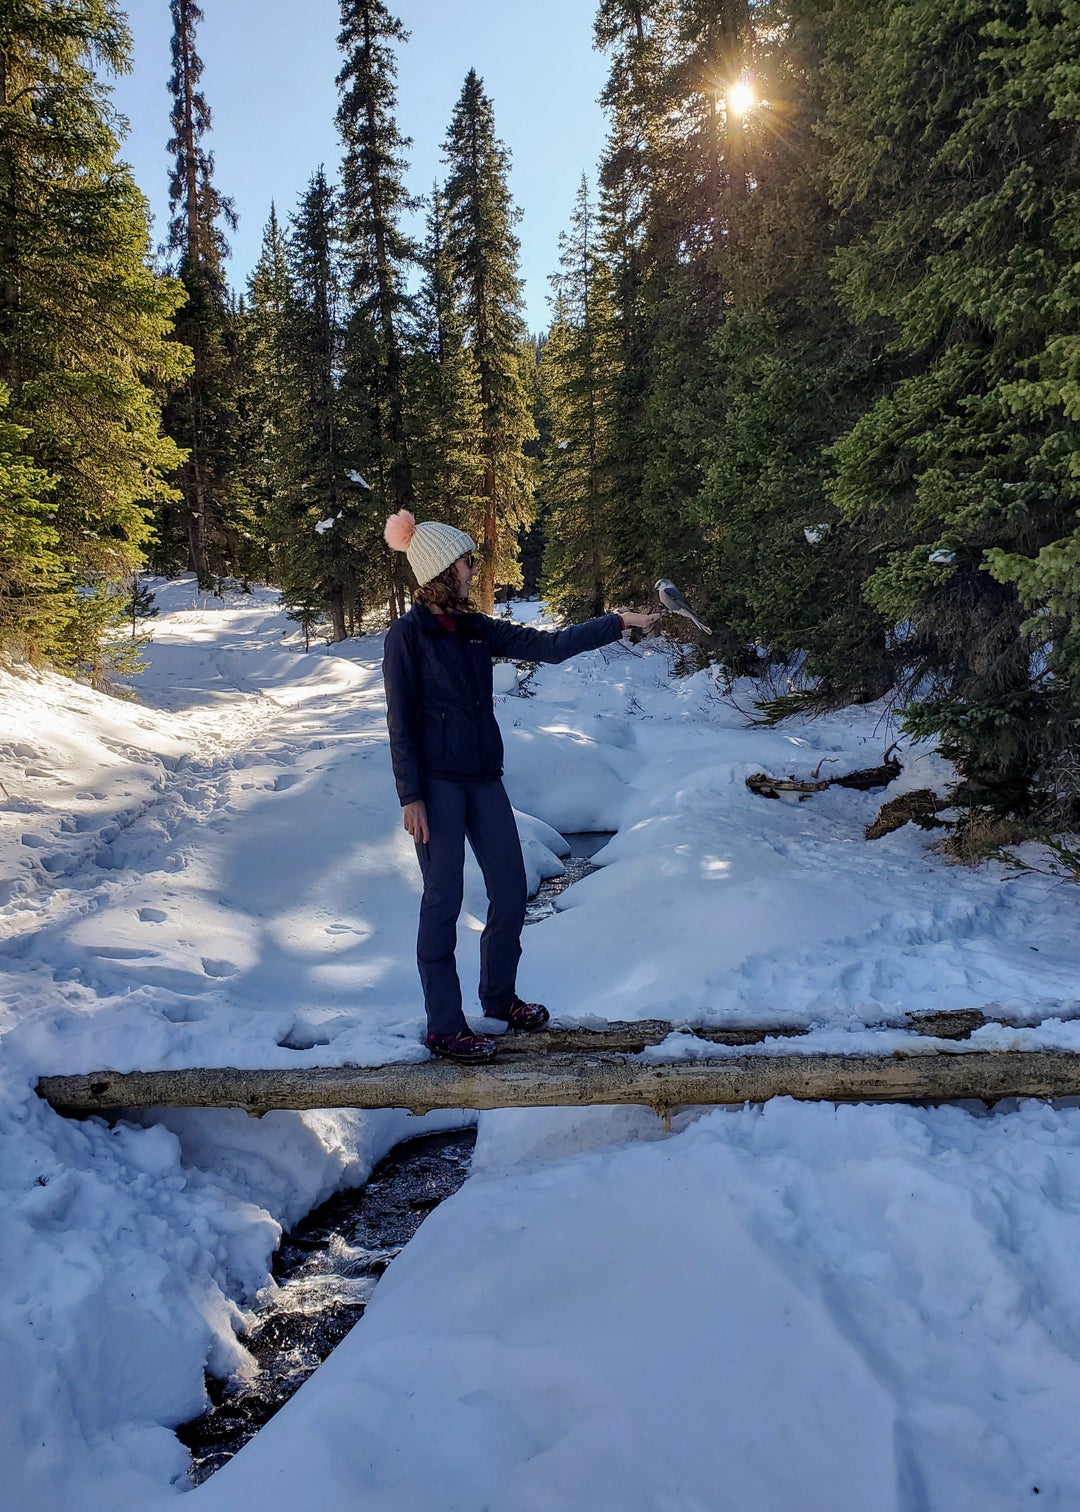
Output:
[{"xmin": 484, "ymin": 1012, "xmax": 550, "ymax": 1032}]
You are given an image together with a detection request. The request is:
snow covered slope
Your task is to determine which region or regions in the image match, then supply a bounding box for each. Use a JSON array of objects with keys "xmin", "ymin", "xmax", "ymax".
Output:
[{"xmin": 2, "ymin": 579, "xmax": 1079, "ymax": 1511}]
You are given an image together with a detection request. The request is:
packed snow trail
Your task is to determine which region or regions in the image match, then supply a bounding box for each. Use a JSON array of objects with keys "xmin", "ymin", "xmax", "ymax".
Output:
[
  {"xmin": 2, "ymin": 579, "xmax": 1080, "ymax": 1511},
  {"xmin": 1, "ymin": 584, "xmax": 437, "ymax": 1071}
]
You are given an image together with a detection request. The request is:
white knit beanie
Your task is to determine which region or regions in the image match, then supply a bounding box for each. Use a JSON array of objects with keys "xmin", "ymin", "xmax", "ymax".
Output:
[{"xmin": 383, "ymin": 510, "xmax": 476, "ymax": 586}]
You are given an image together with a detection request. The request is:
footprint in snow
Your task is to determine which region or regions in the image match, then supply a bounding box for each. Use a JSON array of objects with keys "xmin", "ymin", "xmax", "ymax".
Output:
[
  {"xmin": 73, "ymin": 812, "xmax": 109, "ymax": 833},
  {"xmin": 278, "ymin": 1025, "xmax": 333, "ymax": 1050},
  {"xmin": 161, "ymin": 1001, "xmax": 209, "ymax": 1023},
  {"xmin": 201, "ymin": 958, "xmax": 237, "ymax": 978}
]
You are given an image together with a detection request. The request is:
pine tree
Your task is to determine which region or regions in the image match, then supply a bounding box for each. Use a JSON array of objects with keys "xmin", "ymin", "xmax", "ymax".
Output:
[
  {"xmin": 336, "ymin": 0, "xmax": 419, "ymax": 619},
  {"xmin": 336, "ymin": 0, "xmax": 416, "ymax": 504},
  {"xmin": 64, "ymin": 580, "xmax": 152, "ymax": 690},
  {"xmin": 979, "ymin": 4, "xmax": 1080, "ymax": 827},
  {"xmin": 517, "ymin": 330, "xmax": 548, "ymax": 597},
  {"xmin": 406, "ymin": 185, "xmax": 483, "ymax": 543},
  {"xmin": 272, "ymin": 170, "xmax": 365, "ymax": 642},
  {"xmin": 0, "ymin": 0, "xmax": 187, "ymax": 662},
  {"xmin": 540, "ymin": 176, "xmax": 618, "ymax": 620},
  {"xmin": 126, "ymin": 575, "xmax": 159, "ymax": 638},
  {"xmin": 161, "ymin": 0, "xmax": 241, "ymax": 587},
  {"xmin": 823, "ymin": 0, "xmax": 1080, "ymax": 815},
  {"xmin": 593, "ymin": 0, "xmax": 674, "ymax": 603},
  {"xmin": 587, "ymin": 0, "xmax": 897, "ymax": 692},
  {"xmin": 631, "ymin": 0, "xmax": 756, "ymax": 620},
  {"xmin": 442, "ymin": 70, "xmax": 535, "ymax": 611},
  {"xmin": 237, "ymin": 204, "xmax": 293, "ymax": 581},
  {"xmin": 681, "ymin": 0, "xmax": 896, "ymax": 693},
  {"xmin": 644, "ymin": 0, "xmax": 751, "ymax": 279},
  {"xmin": 0, "ymin": 388, "xmax": 63, "ymax": 654}
]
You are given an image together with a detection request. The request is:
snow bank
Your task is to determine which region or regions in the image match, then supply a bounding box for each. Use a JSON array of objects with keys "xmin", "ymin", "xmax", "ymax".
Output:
[
  {"xmin": 179, "ymin": 1111, "xmax": 902, "ymax": 1512},
  {"xmin": 180, "ymin": 1098, "xmax": 1080, "ymax": 1512},
  {"xmin": 0, "ymin": 1058, "xmax": 468, "ymax": 1512},
  {"xmin": 514, "ymin": 650, "xmax": 1079, "ymax": 1029}
]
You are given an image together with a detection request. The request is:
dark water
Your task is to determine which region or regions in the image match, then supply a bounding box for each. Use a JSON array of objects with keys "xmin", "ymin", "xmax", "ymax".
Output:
[
  {"xmin": 178, "ymin": 1128, "xmax": 476, "ymax": 1486},
  {"xmin": 178, "ymin": 831, "xmax": 614, "ymax": 1487},
  {"xmin": 525, "ymin": 831, "xmax": 613, "ymax": 924}
]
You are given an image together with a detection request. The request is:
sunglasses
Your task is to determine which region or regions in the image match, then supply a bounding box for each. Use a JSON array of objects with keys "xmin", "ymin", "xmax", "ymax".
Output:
[{"xmin": 461, "ymin": 553, "xmax": 475, "ymax": 569}]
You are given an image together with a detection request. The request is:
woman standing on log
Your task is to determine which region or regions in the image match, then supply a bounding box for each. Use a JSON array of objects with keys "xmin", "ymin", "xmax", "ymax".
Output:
[{"xmin": 382, "ymin": 510, "xmax": 659, "ymax": 1063}]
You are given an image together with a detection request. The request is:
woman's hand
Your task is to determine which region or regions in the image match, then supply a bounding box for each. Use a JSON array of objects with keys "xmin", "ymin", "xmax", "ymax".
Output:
[
  {"xmin": 617, "ymin": 611, "xmax": 664, "ymax": 631},
  {"xmin": 402, "ymin": 800, "xmax": 429, "ymax": 844}
]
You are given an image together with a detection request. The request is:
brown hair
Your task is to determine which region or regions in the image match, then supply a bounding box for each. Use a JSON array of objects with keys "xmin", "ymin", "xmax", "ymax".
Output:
[{"xmin": 413, "ymin": 563, "xmax": 479, "ymax": 615}]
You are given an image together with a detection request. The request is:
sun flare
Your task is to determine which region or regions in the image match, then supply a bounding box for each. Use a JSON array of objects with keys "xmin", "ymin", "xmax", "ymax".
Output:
[{"xmin": 726, "ymin": 80, "xmax": 756, "ymax": 117}]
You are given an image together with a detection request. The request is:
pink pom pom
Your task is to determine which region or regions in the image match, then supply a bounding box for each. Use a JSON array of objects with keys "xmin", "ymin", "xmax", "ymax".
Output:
[{"xmin": 383, "ymin": 509, "xmax": 416, "ymax": 552}]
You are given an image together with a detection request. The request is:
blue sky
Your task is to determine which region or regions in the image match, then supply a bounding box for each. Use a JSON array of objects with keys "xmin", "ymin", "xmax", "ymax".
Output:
[{"xmin": 112, "ymin": 0, "xmax": 610, "ymax": 332}]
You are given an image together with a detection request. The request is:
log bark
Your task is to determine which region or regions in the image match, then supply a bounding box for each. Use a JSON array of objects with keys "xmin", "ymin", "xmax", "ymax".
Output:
[
  {"xmin": 492, "ymin": 1007, "xmax": 985, "ymax": 1056},
  {"xmin": 748, "ymin": 748, "xmax": 903, "ymax": 801},
  {"xmin": 36, "ymin": 1048, "xmax": 1080, "ymax": 1120},
  {"xmin": 746, "ymin": 772, "xmax": 828, "ymax": 798},
  {"xmin": 493, "ymin": 1020, "xmax": 807, "ymax": 1055}
]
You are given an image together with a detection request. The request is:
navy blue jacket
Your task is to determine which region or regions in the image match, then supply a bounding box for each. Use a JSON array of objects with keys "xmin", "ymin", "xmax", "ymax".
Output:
[{"xmin": 382, "ymin": 603, "xmax": 624, "ymax": 804}]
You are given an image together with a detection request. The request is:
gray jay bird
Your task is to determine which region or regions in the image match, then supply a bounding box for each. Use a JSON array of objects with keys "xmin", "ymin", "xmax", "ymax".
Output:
[{"xmin": 655, "ymin": 578, "xmax": 711, "ymax": 634}]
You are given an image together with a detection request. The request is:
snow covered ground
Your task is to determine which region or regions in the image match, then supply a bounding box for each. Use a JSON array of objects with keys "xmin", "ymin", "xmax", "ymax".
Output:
[{"xmin": 2, "ymin": 579, "xmax": 1079, "ymax": 1511}]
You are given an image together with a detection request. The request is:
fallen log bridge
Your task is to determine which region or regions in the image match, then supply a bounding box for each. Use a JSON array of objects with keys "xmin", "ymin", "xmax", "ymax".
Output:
[
  {"xmin": 38, "ymin": 1044, "xmax": 1080, "ymax": 1120},
  {"xmin": 485, "ymin": 1007, "xmax": 990, "ymax": 1053}
]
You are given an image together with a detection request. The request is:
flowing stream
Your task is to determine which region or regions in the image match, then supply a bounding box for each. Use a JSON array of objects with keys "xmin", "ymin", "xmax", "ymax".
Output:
[
  {"xmin": 178, "ymin": 1128, "xmax": 476, "ymax": 1485},
  {"xmin": 178, "ymin": 830, "xmax": 613, "ymax": 1486},
  {"xmin": 525, "ymin": 831, "xmax": 612, "ymax": 923}
]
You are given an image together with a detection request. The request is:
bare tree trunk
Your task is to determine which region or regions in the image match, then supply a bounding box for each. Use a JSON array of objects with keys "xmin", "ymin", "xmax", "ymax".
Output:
[
  {"xmin": 479, "ymin": 482, "xmax": 497, "ymax": 614},
  {"xmin": 328, "ymin": 584, "xmax": 347, "ymax": 642},
  {"xmin": 37, "ymin": 1045, "xmax": 1080, "ymax": 1120},
  {"xmin": 391, "ymin": 556, "xmax": 407, "ymax": 618},
  {"xmin": 186, "ymin": 420, "xmax": 211, "ymax": 586}
]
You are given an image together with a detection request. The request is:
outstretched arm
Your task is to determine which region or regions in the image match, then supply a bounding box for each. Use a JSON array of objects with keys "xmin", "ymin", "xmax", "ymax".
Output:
[{"xmin": 481, "ymin": 610, "xmax": 660, "ymax": 664}]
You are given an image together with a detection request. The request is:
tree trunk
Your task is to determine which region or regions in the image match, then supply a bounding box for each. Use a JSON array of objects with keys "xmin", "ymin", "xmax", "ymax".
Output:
[
  {"xmin": 185, "ymin": 398, "xmax": 212, "ymax": 586},
  {"xmin": 328, "ymin": 583, "xmax": 347, "ymax": 642},
  {"xmin": 391, "ymin": 556, "xmax": 407, "ymax": 618},
  {"xmin": 37, "ymin": 1047, "xmax": 1080, "ymax": 1120},
  {"xmin": 478, "ymin": 485, "xmax": 497, "ymax": 614}
]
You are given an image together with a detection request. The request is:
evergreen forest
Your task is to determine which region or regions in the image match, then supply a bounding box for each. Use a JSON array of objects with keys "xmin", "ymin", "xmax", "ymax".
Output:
[{"xmin": 1, "ymin": 0, "xmax": 1078, "ymax": 839}]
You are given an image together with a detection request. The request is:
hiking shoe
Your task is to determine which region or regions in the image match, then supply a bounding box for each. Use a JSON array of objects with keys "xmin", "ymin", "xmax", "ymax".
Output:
[
  {"xmin": 425, "ymin": 1030, "xmax": 498, "ymax": 1064},
  {"xmin": 485, "ymin": 996, "xmax": 550, "ymax": 1032}
]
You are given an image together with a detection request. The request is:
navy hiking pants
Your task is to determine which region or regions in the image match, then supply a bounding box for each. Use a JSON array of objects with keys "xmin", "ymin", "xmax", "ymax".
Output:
[{"xmin": 415, "ymin": 776, "xmax": 528, "ymax": 1036}]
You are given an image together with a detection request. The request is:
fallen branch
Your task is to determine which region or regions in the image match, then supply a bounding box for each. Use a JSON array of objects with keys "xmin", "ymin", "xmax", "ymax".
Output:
[
  {"xmin": 747, "ymin": 772, "xmax": 829, "ymax": 798},
  {"xmin": 36, "ymin": 1048, "xmax": 1080, "ymax": 1119},
  {"xmin": 833, "ymin": 743, "xmax": 903, "ymax": 790},
  {"xmin": 748, "ymin": 744, "xmax": 902, "ymax": 801}
]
